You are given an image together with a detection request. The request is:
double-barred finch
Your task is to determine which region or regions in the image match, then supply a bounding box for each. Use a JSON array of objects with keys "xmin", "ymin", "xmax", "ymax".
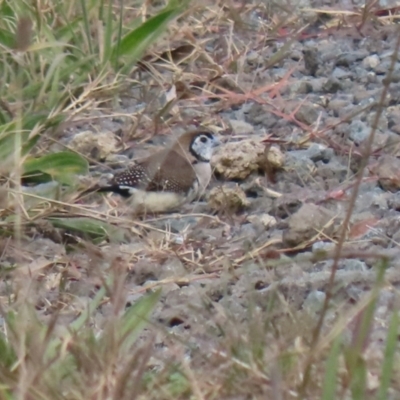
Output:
[{"xmin": 98, "ymin": 130, "xmax": 221, "ymax": 214}]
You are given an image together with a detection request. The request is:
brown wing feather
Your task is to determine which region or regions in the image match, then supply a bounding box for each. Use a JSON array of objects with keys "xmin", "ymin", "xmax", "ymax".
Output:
[{"xmin": 112, "ymin": 149, "xmax": 197, "ymax": 194}]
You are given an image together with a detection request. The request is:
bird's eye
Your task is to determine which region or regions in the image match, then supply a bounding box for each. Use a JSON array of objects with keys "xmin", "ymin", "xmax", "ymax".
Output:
[{"xmin": 200, "ymin": 136, "xmax": 208, "ymax": 143}]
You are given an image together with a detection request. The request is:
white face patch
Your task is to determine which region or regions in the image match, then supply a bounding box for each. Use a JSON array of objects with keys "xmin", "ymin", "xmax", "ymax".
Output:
[{"xmin": 191, "ymin": 134, "xmax": 220, "ymax": 162}]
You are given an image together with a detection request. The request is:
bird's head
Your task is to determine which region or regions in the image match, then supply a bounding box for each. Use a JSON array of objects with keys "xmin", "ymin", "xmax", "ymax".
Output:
[{"xmin": 174, "ymin": 130, "xmax": 221, "ymax": 162}]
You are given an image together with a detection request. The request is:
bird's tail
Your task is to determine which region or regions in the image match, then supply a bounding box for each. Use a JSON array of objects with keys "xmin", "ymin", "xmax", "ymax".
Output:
[{"xmin": 96, "ymin": 185, "xmax": 131, "ymax": 198}]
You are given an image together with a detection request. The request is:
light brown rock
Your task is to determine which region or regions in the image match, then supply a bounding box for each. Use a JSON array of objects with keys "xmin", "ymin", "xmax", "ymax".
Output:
[
  {"xmin": 374, "ymin": 155, "xmax": 400, "ymax": 192},
  {"xmin": 69, "ymin": 130, "xmax": 118, "ymax": 160},
  {"xmin": 282, "ymin": 203, "xmax": 336, "ymax": 247},
  {"xmin": 212, "ymin": 140, "xmax": 284, "ymax": 180},
  {"xmin": 208, "ymin": 185, "xmax": 250, "ymax": 212}
]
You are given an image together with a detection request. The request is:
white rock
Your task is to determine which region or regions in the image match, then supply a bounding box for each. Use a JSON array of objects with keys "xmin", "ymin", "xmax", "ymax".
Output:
[
  {"xmin": 228, "ymin": 120, "xmax": 254, "ymax": 135},
  {"xmin": 362, "ymin": 55, "xmax": 380, "ymax": 70},
  {"xmin": 247, "ymin": 214, "xmax": 277, "ymax": 229}
]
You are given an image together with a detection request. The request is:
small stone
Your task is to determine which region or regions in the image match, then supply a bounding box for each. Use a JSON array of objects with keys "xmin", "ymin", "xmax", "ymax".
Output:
[
  {"xmin": 295, "ymin": 103, "xmax": 319, "ymax": 125},
  {"xmin": 247, "ymin": 214, "xmax": 277, "ymax": 229},
  {"xmin": 303, "ymin": 290, "xmax": 326, "ymax": 314},
  {"xmin": 228, "ymin": 119, "xmax": 254, "ymax": 135},
  {"xmin": 349, "ymin": 120, "xmax": 370, "ymax": 144},
  {"xmin": 331, "ymin": 67, "xmax": 353, "ymax": 79},
  {"xmin": 208, "ymin": 185, "xmax": 250, "ymax": 212},
  {"xmin": 312, "ymin": 241, "xmax": 335, "ymax": 253},
  {"xmin": 246, "ymin": 50, "xmax": 261, "ymax": 65},
  {"xmin": 172, "ymin": 235, "xmax": 184, "ymax": 245},
  {"xmin": 131, "ymin": 260, "xmax": 161, "ymax": 285},
  {"xmin": 273, "ymin": 193, "xmax": 303, "ymax": 218},
  {"xmin": 353, "ymin": 88, "xmax": 380, "ymax": 104},
  {"xmin": 341, "ymin": 259, "xmax": 368, "ymax": 272},
  {"xmin": 383, "ymin": 70, "xmax": 400, "ymax": 84},
  {"xmin": 152, "ymin": 216, "xmax": 200, "ymax": 233},
  {"xmin": 288, "ymin": 81, "xmax": 313, "ymax": 95},
  {"xmin": 390, "ymin": 124, "xmax": 400, "ymax": 135},
  {"xmin": 335, "ymin": 50, "xmax": 369, "ymax": 67},
  {"xmin": 302, "ymin": 48, "xmax": 319, "ymax": 76},
  {"xmin": 263, "ymin": 146, "xmax": 285, "ymax": 169},
  {"xmin": 328, "ymin": 99, "xmax": 350, "ymax": 114},
  {"xmin": 374, "ymin": 155, "xmax": 400, "ymax": 192},
  {"xmin": 159, "ymin": 258, "xmax": 187, "ymax": 279},
  {"xmin": 362, "ymin": 54, "xmax": 380, "ymax": 70},
  {"xmin": 305, "ymin": 143, "xmax": 333, "ymax": 163},
  {"xmin": 282, "ymin": 203, "xmax": 336, "ymax": 247},
  {"xmin": 335, "ymin": 53, "xmax": 356, "ymax": 67},
  {"xmin": 22, "ymin": 182, "xmax": 60, "ymax": 209},
  {"xmin": 366, "ymin": 113, "xmax": 388, "ymax": 131},
  {"xmin": 310, "ymin": 78, "xmax": 325, "ymax": 92},
  {"xmin": 283, "ymin": 152, "xmax": 316, "ymax": 185},
  {"xmin": 388, "ymin": 193, "xmax": 400, "ymax": 211},
  {"xmin": 323, "ymin": 77, "xmax": 343, "ymax": 93},
  {"xmin": 240, "ymin": 178, "xmax": 267, "ymax": 198}
]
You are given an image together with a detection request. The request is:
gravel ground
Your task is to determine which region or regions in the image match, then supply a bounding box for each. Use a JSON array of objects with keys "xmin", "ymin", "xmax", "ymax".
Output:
[{"xmin": 4, "ymin": 0, "xmax": 400, "ymax": 395}]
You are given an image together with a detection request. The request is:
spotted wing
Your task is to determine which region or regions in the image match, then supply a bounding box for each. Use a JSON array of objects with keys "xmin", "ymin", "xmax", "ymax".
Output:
[{"xmin": 112, "ymin": 149, "xmax": 198, "ymax": 194}]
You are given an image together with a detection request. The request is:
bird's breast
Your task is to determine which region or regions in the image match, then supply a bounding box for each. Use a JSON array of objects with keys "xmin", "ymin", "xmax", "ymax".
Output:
[{"xmin": 193, "ymin": 162, "xmax": 212, "ymax": 193}]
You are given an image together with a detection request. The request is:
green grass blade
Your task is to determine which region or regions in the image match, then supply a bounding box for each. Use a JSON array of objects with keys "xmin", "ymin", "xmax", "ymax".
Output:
[
  {"xmin": 36, "ymin": 53, "xmax": 68, "ymax": 106},
  {"xmin": 377, "ymin": 310, "xmax": 399, "ymax": 400},
  {"xmin": 48, "ymin": 217, "xmax": 128, "ymax": 242},
  {"xmin": 70, "ymin": 285, "xmax": 107, "ymax": 333},
  {"xmin": 112, "ymin": 0, "xmax": 124, "ymax": 69},
  {"xmin": 102, "ymin": 0, "xmax": 114, "ymax": 64},
  {"xmin": 21, "ymin": 55, "xmax": 96, "ymax": 100},
  {"xmin": 349, "ymin": 260, "xmax": 387, "ymax": 364},
  {"xmin": 119, "ymin": 289, "xmax": 161, "ymax": 352},
  {"xmin": 44, "ymin": 284, "xmax": 107, "ymax": 360},
  {"xmin": 350, "ymin": 357, "xmax": 367, "ymax": 400},
  {"xmin": 0, "ymin": 331, "xmax": 17, "ymax": 369},
  {"xmin": 0, "ymin": 0, "xmax": 13, "ymax": 18},
  {"xmin": 23, "ymin": 151, "xmax": 88, "ymax": 185},
  {"xmin": 113, "ymin": 5, "xmax": 185, "ymax": 70},
  {"xmin": 321, "ymin": 335, "xmax": 342, "ymax": 400},
  {"xmin": 0, "ymin": 28, "xmax": 14, "ymax": 49},
  {"xmin": 49, "ymin": 55, "xmax": 62, "ymax": 106},
  {"xmin": 0, "ymin": 2, "xmax": 15, "ymax": 49},
  {"xmin": 79, "ymin": 0, "xmax": 93, "ymax": 55},
  {"xmin": 346, "ymin": 260, "xmax": 388, "ymax": 400},
  {"xmin": 0, "ymin": 113, "xmax": 65, "ymax": 165}
]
